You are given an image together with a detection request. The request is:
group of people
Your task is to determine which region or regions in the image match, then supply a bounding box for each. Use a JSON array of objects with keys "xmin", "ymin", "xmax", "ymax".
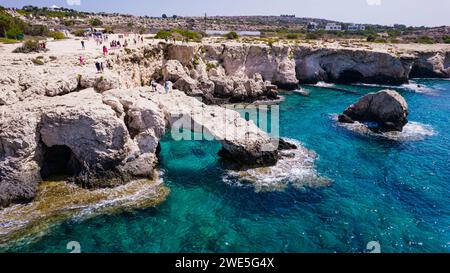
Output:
[
  {"xmin": 77, "ymin": 33, "xmax": 173, "ymax": 92},
  {"xmin": 95, "ymin": 61, "xmax": 105, "ymax": 73},
  {"xmin": 109, "ymin": 40, "xmax": 122, "ymax": 49},
  {"xmin": 94, "ymin": 34, "xmax": 108, "ymax": 46}
]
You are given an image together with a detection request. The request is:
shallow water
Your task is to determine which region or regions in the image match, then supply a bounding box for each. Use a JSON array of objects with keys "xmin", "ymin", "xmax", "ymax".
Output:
[{"xmin": 4, "ymin": 79, "xmax": 449, "ymax": 253}]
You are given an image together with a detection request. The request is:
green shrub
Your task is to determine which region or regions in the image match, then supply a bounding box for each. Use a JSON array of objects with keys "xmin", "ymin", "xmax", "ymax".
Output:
[
  {"xmin": 225, "ymin": 31, "xmax": 239, "ymax": 40},
  {"xmin": 63, "ymin": 20, "xmax": 75, "ymax": 27},
  {"xmin": 0, "ymin": 37, "xmax": 19, "ymax": 44},
  {"xmin": 73, "ymin": 29, "xmax": 85, "ymax": 37},
  {"xmin": 89, "ymin": 18, "xmax": 103, "ymax": 27},
  {"xmin": 6, "ymin": 25, "xmax": 23, "ymax": 39},
  {"xmin": 206, "ymin": 62, "xmax": 217, "ymax": 71},
  {"xmin": 0, "ymin": 10, "xmax": 27, "ymax": 39},
  {"xmin": 416, "ymin": 36, "xmax": 435, "ymax": 44},
  {"xmin": 375, "ymin": 38, "xmax": 388, "ymax": 43},
  {"xmin": 305, "ymin": 33, "xmax": 319, "ymax": 40},
  {"xmin": 172, "ymin": 28, "xmax": 202, "ymax": 41},
  {"xmin": 193, "ymin": 56, "xmax": 200, "ymax": 66},
  {"xmin": 286, "ymin": 33, "xmax": 299, "ymax": 40},
  {"xmin": 48, "ymin": 31, "xmax": 65, "ymax": 40},
  {"xmin": 13, "ymin": 40, "xmax": 44, "ymax": 53},
  {"xmin": 366, "ymin": 35, "xmax": 376, "ymax": 42},
  {"xmin": 155, "ymin": 30, "xmax": 172, "ymax": 40},
  {"xmin": 27, "ymin": 24, "xmax": 48, "ymax": 36},
  {"xmin": 442, "ymin": 35, "xmax": 450, "ymax": 44},
  {"xmin": 155, "ymin": 29, "xmax": 203, "ymax": 42}
]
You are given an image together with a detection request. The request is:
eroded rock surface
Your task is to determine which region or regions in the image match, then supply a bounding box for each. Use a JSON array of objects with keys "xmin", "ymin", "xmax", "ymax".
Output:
[
  {"xmin": 0, "ymin": 86, "xmax": 278, "ymax": 207},
  {"xmin": 338, "ymin": 90, "xmax": 409, "ymax": 132}
]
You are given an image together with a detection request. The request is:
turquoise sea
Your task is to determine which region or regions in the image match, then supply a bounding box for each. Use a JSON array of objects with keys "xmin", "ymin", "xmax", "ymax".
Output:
[{"xmin": 7, "ymin": 79, "xmax": 450, "ymax": 253}]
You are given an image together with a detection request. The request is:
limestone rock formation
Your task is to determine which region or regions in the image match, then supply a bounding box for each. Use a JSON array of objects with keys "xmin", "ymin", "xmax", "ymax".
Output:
[
  {"xmin": 409, "ymin": 51, "xmax": 450, "ymax": 78},
  {"xmin": 338, "ymin": 90, "xmax": 409, "ymax": 132},
  {"xmin": 0, "ymin": 86, "xmax": 280, "ymax": 207},
  {"xmin": 294, "ymin": 46, "xmax": 411, "ymax": 85}
]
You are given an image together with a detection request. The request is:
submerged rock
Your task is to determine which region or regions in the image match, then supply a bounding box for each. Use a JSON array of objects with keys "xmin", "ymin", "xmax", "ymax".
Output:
[
  {"xmin": 223, "ymin": 139, "xmax": 330, "ymax": 192},
  {"xmin": 0, "ymin": 176, "xmax": 169, "ymax": 248},
  {"xmin": 338, "ymin": 90, "xmax": 409, "ymax": 132}
]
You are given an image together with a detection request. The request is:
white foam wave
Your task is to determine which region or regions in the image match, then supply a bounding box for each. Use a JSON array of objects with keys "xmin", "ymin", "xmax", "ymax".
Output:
[
  {"xmin": 351, "ymin": 81, "xmax": 435, "ymax": 94},
  {"xmin": 332, "ymin": 115, "xmax": 436, "ymax": 141},
  {"xmin": 313, "ymin": 81, "xmax": 336, "ymax": 88},
  {"xmin": 222, "ymin": 139, "xmax": 331, "ymax": 192},
  {"xmin": 293, "ymin": 88, "xmax": 310, "ymax": 96},
  {"xmin": 400, "ymin": 82, "xmax": 434, "ymax": 94}
]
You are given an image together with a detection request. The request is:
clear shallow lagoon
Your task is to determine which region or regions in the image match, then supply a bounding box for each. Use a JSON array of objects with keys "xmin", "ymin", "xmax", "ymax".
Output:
[{"xmin": 6, "ymin": 80, "xmax": 450, "ymax": 253}]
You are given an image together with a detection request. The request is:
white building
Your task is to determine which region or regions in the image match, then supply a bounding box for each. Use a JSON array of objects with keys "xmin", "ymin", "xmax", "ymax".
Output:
[
  {"xmin": 48, "ymin": 5, "xmax": 61, "ymax": 11},
  {"xmin": 325, "ymin": 23, "xmax": 342, "ymax": 31},
  {"xmin": 348, "ymin": 24, "xmax": 366, "ymax": 31}
]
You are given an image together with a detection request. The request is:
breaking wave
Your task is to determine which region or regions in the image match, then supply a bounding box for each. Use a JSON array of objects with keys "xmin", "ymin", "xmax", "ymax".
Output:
[
  {"xmin": 222, "ymin": 139, "xmax": 331, "ymax": 192},
  {"xmin": 331, "ymin": 115, "xmax": 437, "ymax": 141},
  {"xmin": 351, "ymin": 81, "xmax": 435, "ymax": 94},
  {"xmin": 313, "ymin": 81, "xmax": 336, "ymax": 88}
]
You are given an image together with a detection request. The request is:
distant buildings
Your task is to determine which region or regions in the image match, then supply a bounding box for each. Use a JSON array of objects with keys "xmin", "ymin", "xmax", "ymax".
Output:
[
  {"xmin": 280, "ymin": 15, "xmax": 295, "ymax": 18},
  {"xmin": 347, "ymin": 24, "xmax": 366, "ymax": 31},
  {"xmin": 48, "ymin": 5, "xmax": 61, "ymax": 11},
  {"xmin": 325, "ymin": 23, "xmax": 342, "ymax": 31}
]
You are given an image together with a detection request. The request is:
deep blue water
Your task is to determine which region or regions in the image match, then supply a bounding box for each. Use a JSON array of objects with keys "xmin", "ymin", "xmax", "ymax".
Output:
[{"xmin": 6, "ymin": 79, "xmax": 450, "ymax": 253}]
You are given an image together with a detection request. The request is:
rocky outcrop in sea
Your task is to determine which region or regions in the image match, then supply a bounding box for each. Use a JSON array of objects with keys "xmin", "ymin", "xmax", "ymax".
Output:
[{"xmin": 338, "ymin": 90, "xmax": 409, "ymax": 132}]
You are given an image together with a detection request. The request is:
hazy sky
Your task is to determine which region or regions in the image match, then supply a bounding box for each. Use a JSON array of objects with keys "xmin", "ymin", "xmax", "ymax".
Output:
[{"xmin": 1, "ymin": 0, "xmax": 449, "ymax": 27}]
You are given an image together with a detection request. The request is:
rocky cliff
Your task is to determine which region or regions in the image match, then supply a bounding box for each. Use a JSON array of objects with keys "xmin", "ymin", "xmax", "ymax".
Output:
[
  {"xmin": 1, "ymin": 42, "xmax": 449, "ymax": 108},
  {"xmin": 1, "ymin": 39, "xmax": 449, "ymax": 207}
]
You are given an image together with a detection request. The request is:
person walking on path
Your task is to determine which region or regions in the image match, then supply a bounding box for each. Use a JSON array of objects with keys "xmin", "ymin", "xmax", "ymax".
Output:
[
  {"xmin": 103, "ymin": 45, "xmax": 108, "ymax": 56},
  {"xmin": 95, "ymin": 61, "xmax": 101, "ymax": 73},
  {"xmin": 164, "ymin": 80, "xmax": 170, "ymax": 94},
  {"xmin": 81, "ymin": 40, "xmax": 85, "ymax": 50}
]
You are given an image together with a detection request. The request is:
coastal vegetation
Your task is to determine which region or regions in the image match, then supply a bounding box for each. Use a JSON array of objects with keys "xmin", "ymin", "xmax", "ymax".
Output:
[
  {"xmin": 12, "ymin": 39, "xmax": 46, "ymax": 53},
  {"xmin": 155, "ymin": 28, "xmax": 203, "ymax": 42},
  {"xmin": 0, "ymin": 7, "xmax": 27, "ymax": 40},
  {"xmin": 18, "ymin": 5, "xmax": 85, "ymax": 18},
  {"xmin": 89, "ymin": 18, "xmax": 103, "ymax": 27},
  {"xmin": 443, "ymin": 35, "xmax": 450, "ymax": 44},
  {"xmin": 48, "ymin": 30, "xmax": 65, "ymax": 40},
  {"xmin": 225, "ymin": 31, "xmax": 239, "ymax": 40}
]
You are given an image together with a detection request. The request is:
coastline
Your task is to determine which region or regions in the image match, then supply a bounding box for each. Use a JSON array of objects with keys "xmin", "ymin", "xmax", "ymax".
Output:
[{"xmin": 0, "ymin": 33, "xmax": 449, "ymax": 250}]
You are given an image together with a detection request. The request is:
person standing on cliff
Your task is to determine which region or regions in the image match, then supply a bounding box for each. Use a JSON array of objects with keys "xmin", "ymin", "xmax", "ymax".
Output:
[
  {"xmin": 164, "ymin": 80, "xmax": 170, "ymax": 94},
  {"xmin": 95, "ymin": 61, "xmax": 101, "ymax": 73},
  {"xmin": 103, "ymin": 45, "xmax": 108, "ymax": 56},
  {"xmin": 151, "ymin": 80, "xmax": 157, "ymax": 92},
  {"xmin": 79, "ymin": 55, "xmax": 85, "ymax": 66},
  {"xmin": 81, "ymin": 40, "xmax": 85, "ymax": 50}
]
